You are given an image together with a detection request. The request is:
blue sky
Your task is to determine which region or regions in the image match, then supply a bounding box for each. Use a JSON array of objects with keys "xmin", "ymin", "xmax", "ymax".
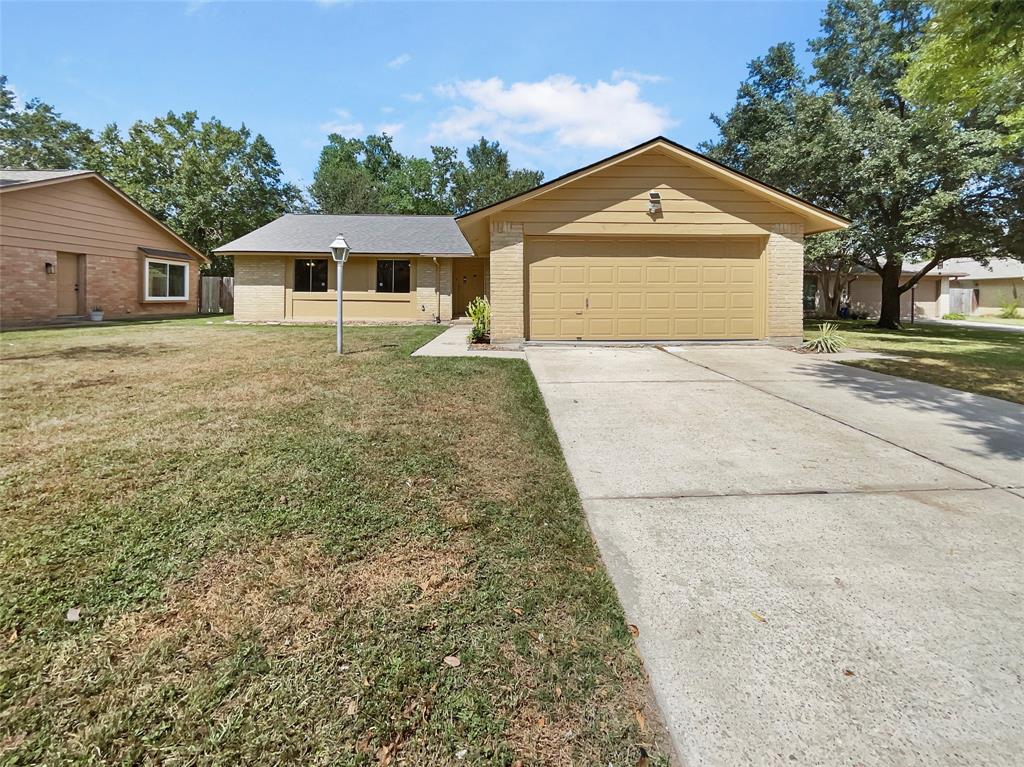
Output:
[{"xmin": 2, "ymin": 1, "xmax": 827, "ymax": 186}]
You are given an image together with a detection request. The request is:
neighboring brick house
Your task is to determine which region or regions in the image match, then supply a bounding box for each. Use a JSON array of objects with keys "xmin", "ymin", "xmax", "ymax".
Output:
[
  {"xmin": 221, "ymin": 137, "xmax": 849, "ymax": 344},
  {"xmin": 0, "ymin": 170, "xmax": 207, "ymax": 327}
]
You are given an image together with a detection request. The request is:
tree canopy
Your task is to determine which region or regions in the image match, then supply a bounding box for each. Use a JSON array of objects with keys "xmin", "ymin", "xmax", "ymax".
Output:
[
  {"xmin": 901, "ymin": 0, "xmax": 1024, "ymax": 147},
  {"xmin": 0, "ymin": 75, "xmax": 95, "ymax": 169},
  {"xmin": 0, "ymin": 78, "xmax": 301, "ymax": 275},
  {"xmin": 309, "ymin": 133, "xmax": 543, "ymax": 217},
  {"xmin": 91, "ymin": 112, "xmax": 303, "ymax": 274},
  {"xmin": 702, "ymin": 0, "xmax": 1021, "ymax": 328}
]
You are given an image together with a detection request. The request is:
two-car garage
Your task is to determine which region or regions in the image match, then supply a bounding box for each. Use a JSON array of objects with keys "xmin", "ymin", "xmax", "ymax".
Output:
[
  {"xmin": 455, "ymin": 137, "xmax": 850, "ymax": 345},
  {"xmin": 526, "ymin": 237, "xmax": 763, "ymax": 341}
]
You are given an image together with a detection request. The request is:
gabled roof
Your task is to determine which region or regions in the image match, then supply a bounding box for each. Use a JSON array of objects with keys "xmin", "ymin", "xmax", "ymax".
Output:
[
  {"xmin": 0, "ymin": 169, "xmax": 93, "ymax": 188},
  {"xmin": 214, "ymin": 213, "xmax": 474, "ymax": 256},
  {"xmin": 0, "ymin": 168, "xmax": 208, "ymax": 263},
  {"xmin": 456, "ymin": 136, "xmax": 851, "ymax": 236}
]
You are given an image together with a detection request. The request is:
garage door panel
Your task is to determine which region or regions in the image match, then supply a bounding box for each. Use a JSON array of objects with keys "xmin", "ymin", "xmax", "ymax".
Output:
[
  {"xmin": 674, "ymin": 292, "xmax": 699, "ymax": 310},
  {"xmin": 559, "ymin": 292, "xmax": 585, "ymax": 311},
  {"xmin": 527, "ymin": 238, "xmax": 762, "ymax": 341},
  {"xmin": 618, "ymin": 266, "xmax": 643, "ymax": 284},
  {"xmin": 619, "ymin": 292, "xmax": 643, "ymax": 310},
  {"xmin": 646, "ymin": 292, "xmax": 671, "ymax": 310}
]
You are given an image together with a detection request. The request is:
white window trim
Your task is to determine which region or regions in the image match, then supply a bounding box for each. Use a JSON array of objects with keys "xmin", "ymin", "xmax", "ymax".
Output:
[{"xmin": 144, "ymin": 257, "xmax": 189, "ymax": 302}]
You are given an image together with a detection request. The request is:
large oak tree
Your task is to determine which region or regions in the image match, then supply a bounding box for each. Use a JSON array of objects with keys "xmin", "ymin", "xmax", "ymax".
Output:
[{"xmin": 702, "ymin": 0, "xmax": 1020, "ymax": 328}]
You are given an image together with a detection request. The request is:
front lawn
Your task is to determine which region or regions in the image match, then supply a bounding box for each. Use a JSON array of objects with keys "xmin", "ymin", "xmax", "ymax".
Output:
[
  {"xmin": 803, "ymin": 319, "xmax": 1024, "ymax": 404},
  {"xmin": 0, "ymin": 320, "xmax": 668, "ymax": 765}
]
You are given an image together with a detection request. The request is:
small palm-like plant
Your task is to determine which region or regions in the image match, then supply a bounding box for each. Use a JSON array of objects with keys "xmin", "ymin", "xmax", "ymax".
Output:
[
  {"xmin": 803, "ymin": 322, "xmax": 847, "ymax": 353},
  {"xmin": 466, "ymin": 296, "xmax": 491, "ymax": 343}
]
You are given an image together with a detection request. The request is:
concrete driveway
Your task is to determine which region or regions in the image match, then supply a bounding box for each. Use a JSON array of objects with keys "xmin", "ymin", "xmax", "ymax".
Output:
[{"xmin": 526, "ymin": 345, "xmax": 1024, "ymax": 766}]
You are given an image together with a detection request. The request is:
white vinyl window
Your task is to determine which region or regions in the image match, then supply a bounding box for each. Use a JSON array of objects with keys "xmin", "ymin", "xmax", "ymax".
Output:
[{"xmin": 145, "ymin": 258, "xmax": 189, "ymax": 301}]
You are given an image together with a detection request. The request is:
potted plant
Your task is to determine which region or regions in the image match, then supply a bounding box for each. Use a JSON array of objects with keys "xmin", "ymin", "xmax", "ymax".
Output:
[{"xmin": 89, "ymin": 306, "xmax": 104, "ymax": 322}]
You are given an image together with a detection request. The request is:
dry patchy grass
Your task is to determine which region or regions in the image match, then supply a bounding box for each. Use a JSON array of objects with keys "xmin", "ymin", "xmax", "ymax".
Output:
[{"xmin": 0, "ymin": 319, "xmax": 669, "ymax": 766}]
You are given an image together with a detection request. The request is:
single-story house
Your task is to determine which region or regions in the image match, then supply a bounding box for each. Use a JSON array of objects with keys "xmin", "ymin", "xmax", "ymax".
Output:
[
  {"xmin": 805, "ymin": 258, "xmax": 1023, "ymax": 320},
  {"xmin": 0, "ymin": 169, "xmax": 207, "ymax": 326},
  {"xmin": 216, "ymin": 214, "xmax": 475, "ymax": 323},
  {"xmin": 219, "ymin": 137, "xmax": 850, "ymax": 344}
]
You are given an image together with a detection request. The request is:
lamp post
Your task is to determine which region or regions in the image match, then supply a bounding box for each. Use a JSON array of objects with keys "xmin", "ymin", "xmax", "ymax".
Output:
[{"xmin": 330, "ymin": 234, "xmax": 350, "ymax": 354}]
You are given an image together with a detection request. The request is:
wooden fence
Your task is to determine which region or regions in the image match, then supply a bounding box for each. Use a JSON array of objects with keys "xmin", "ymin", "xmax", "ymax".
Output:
[{"xmin": 200, "ymin": 276, "xmax": 234, "ymax": 314}]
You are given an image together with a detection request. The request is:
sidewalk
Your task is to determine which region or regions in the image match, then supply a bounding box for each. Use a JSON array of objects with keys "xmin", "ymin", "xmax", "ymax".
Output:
[
  {"xmin": 411, "ymin": 325, "xmax": 526, "ymax": 359},
  {"xmin": 917, "ymin": 318, "xmax": 1024, "ymax": 334}
]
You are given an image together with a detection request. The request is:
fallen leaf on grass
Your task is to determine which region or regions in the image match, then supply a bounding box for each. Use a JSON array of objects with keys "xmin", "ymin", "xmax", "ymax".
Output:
[
  {"xmin": 635, "ymin": 710, "xmax": 648, "ymax": 732},
  {"xmin": 443, "ymin": 655, "xmax": 461, "ymax": 668},
  {"xmin": 627, "ymin": 623, "xmax": 640, "ymax": 638}
]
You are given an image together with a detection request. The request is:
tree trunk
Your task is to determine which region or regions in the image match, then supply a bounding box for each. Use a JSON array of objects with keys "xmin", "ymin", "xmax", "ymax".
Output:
[{"xmin": 877, "ymin": 266, "xmax": 903, "ymax": 329}]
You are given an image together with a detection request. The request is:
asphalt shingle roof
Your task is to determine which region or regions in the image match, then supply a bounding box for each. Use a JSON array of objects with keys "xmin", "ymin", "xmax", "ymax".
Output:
[
  {"xmin": 214, "ymin": 214, "xmax": 473, "ymax": 256},
  {"xmin": 0, "ymin": 169, "xmax": 92, "ymax": 188}
]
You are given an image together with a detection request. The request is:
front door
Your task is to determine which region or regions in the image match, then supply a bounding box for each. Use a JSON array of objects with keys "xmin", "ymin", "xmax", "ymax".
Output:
[
  {"xmin": 57, "ymin": 253, "xmax": 83, "ymax": 316},
  {"xmin": 454, "ymin": 258, "xmax": 486, "ymax": 317}
]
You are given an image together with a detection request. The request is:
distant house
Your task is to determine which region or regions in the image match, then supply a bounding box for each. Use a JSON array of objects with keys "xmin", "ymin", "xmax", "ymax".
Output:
[
  {"xmin": 0, "ymin": 170, "xmax": 207, "ymax": 327},
  {"xmin": 805, "ymin": 258, "xmax": 1023, "ymax": 319}
]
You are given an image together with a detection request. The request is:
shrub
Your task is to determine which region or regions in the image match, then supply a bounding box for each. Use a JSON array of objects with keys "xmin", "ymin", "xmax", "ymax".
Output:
[
  {"xmin": 942, "ymin": 312, "xmax": 967, "ymax": 320},
  {"xmin": 803, "ymin": 322, "xmax": 847, "ymax": 353},
  {"xmin": 998, "ymin": 296, "xmax": 1020, "ymax": 319},
  {"xmin": 465, "ymin": 296, "xmax": 491, "ymax": 343}
]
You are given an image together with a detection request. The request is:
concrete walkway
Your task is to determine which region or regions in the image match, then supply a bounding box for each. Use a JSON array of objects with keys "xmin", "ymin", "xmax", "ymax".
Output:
[
  {"xmin": 527, "ymin": 345, "xmax": 1024, "ymax": 766},
  {"xmin": 917, "ymin": 317, "xmax": 1024, "ymax": 334},
  {"xmin": 411, "ymin": 325, "xmax": 525, "ymax": 359}
]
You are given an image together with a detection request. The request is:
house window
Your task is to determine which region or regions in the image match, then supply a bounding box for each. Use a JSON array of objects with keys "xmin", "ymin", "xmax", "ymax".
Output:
[
  {"xmin": 146, "ymin": 259, "xmax": 188, "ymax": 301},
  {"xmin": 295, "ymin": 259, "xmax": 328, "ymax": 292},
  {"xmin": 376, "ymin": 259, "xmax": 411, "ymax": 293}
]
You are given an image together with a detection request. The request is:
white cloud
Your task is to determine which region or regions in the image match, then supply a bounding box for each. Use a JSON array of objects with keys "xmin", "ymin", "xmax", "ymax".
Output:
[
  {"xmin": 376, "ymin": 122, "xmax": 404, "ymax": 136},
  {"xmin": 380, "ymin": 106, "xmax": 395, "ymax": 114},
  {"xmin": 429, "ymin": 75, "xmax": 675, "ymax": 150},
  {"xmin": 402, "ymin": 92, "xmax": 424, "ymax": 103},
  {"xmin": 387, "ymin": 53, "xmax": 412, "ymax": 69},
  {"xmin": 611, "ymin": 68, "xmax": 668, "ymax": 84},
  {"xmin": 318, "ymin": 108, "xmax": 363, "ymax": 135}
]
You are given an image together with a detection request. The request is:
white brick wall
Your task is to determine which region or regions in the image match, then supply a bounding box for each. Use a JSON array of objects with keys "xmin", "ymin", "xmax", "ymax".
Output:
[
  {"xmin": 489, "ymin": 221, "xmax": 524, "ymax": 342},
  {"xmin": 766, "ymin": 223, "xmax": 805, "ymax": 341},
  {"xmin": 234, "ymin": 255, "xmax": 285, "ymax": 321}
]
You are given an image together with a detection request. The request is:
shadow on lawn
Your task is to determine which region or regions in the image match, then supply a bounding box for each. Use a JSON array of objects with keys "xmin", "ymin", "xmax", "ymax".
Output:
[
  {"xmin": 811, "ymin": 359, "xmax": 1024, "ymax": 467},
  {"xmin": 1, "ymin": 343, "xmax": 165, "ymax": 362}
]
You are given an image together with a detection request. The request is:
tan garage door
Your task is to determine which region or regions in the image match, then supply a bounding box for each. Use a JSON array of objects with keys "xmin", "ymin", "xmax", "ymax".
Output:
[{"xmin": 527, "ymin": 238, "xmax": 763, "ymax": 341}]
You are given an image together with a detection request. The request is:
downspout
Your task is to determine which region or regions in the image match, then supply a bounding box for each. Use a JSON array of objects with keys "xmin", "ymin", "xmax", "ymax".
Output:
[{"xmin": 433, "ymin": 257, "xmax": 441, "ymax": 323}]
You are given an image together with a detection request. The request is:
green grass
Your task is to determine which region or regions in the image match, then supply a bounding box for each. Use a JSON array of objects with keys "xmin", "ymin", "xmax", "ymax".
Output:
[
  {"xmin": 0, "ymin": 320, "xmax": 668, "ymax": 765},
  {"xmin": 954, "ymin": 315, "xmax": 1024, "ymax": 327},
  {"xmin": 803, "ymin": 319, "xmax": 1024, "ymax": 403}
]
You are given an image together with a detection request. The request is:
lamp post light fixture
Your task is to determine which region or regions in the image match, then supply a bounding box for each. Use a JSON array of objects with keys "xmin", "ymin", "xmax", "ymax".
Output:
[{"xmin": 330, "ymin": 234, "xmax": 351, "ymax": 354}]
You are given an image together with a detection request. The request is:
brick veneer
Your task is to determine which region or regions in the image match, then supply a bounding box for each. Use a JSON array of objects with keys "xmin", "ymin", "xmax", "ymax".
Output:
[
  {"xmin": 765, "ymin": 222, "xmax": 805, "ymax": 343},
  {"xmin": 234, "ymin": 256, "xmax": 285, "ymax": 320},
  {"xmin": 488, "ymin": 221, "xmax": 525, "ymax": 343},
  {"xmin": 0, "ymin": 246, "xmax": 199, "ymax": 326},
  {"xmin": 414, "ymin": 257, "xmax": 453, "ymax": 322}
]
